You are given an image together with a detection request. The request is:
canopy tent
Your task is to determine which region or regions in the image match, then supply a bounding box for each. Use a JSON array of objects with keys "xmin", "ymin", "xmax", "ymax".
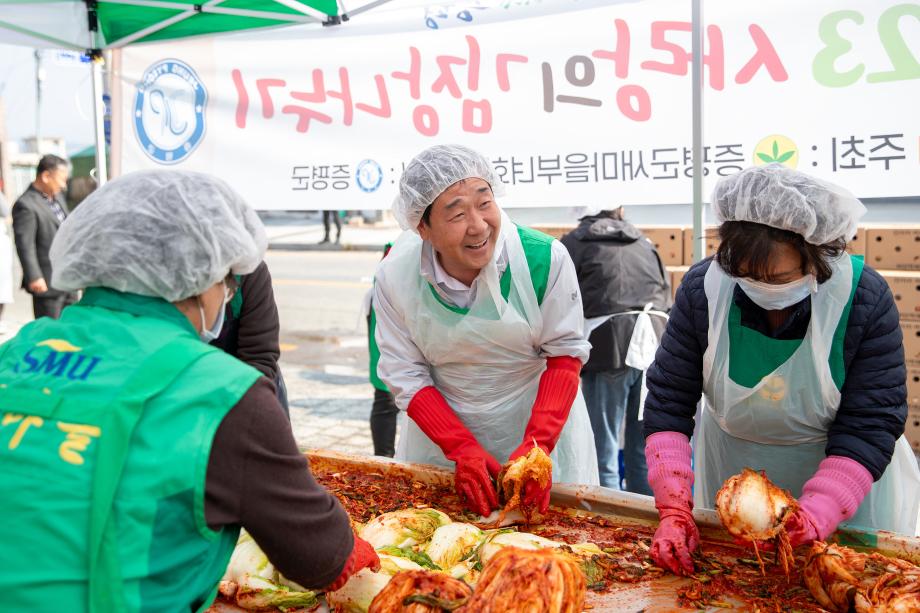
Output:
[
  {"xmin": 0, "ymin": 0, "xmax": 394, "ymax": 186},
  {"xmin": 0, "ymin": 0, "xmax": 708, "ymax": 260},
  {"xmin": 0, "ymin": 0, "xmax": 369, "ymax": 50}
]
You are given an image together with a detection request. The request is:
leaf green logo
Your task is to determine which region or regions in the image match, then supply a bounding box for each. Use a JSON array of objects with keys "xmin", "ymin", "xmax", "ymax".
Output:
[
  {"xmin": 753, "ymin": 135, "xmax": 799, "ymax": 168},
  {"xmin": 757, "ymin": 140, "xmax": 795, "ymax": 164}
]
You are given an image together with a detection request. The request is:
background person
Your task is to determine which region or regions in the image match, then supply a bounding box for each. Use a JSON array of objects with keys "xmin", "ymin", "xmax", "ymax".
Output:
[
  {"xmin": 12, "ymin": 154, "xmax": 78, "ymax": 319},
  {"xmin": 367, "ymin": 242, "xmax": 398, "ymax": 457},
  {"xmin": 560, "ymin": 206, "xmax": 671, "ymax": 495},
  {"xmin": 321, "ymin": 209, "xmax": 342, "ymax": 244},
  {"xmin": 210, "ymin": 261, "xmax": 290, "ymax": 415}
]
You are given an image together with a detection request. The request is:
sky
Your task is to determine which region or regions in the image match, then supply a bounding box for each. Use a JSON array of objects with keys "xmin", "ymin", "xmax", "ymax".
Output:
[{"xmin": 0, "ymin": 43, "xmax": 95, "ymax": 154}]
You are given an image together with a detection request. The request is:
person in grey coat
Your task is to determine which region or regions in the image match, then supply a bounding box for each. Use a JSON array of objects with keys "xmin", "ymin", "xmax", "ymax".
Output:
[
  {"xmin": 12, "ymin": 154, "xmax": 77, "ymax": 319},
  {"xmin": 561, "ymin": 207, "xmax": 671, "ymax": 494}
]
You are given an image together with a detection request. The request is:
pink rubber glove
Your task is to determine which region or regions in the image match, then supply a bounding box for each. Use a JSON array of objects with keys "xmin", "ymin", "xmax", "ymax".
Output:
[
  {"xmin": 645, "ymin": 431, "xmax": 699, "ymax": 576},
  {"xmin": 786, "ymin": 456, "xmax": 873, "ymax": 547}
]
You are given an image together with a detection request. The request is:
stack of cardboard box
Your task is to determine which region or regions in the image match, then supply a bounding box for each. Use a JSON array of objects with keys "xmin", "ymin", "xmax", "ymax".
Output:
[
  {"xmin": 869, "ymin": 227, "xmax": 920, "ymax": 451},
  {"xmin": 533, "ymin": 222, "xmax": 920, "ymax": 450}
]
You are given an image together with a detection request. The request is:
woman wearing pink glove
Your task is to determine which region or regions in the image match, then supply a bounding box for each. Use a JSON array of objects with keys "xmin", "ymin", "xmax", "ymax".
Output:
[{"xmin": 641, "ymin": 165, "xmax": 920, "ymax": 576}]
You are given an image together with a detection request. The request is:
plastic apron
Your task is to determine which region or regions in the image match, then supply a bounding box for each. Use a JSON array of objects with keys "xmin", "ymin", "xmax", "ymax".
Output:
[
  {"xmin": 586, "ymin": 304, "xmax": 668, "ymax": 421},
  {"xmin": 392, "ymin": 212, "xmax": 599, "ymax": 486},
  {"xmin": 697, "ymin": 255, "xmax": 920, "ymax": 535}
]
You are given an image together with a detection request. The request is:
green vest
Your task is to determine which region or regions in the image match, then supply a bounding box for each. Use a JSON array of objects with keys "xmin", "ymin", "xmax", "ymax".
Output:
[
  {"xmin": 0, "ymin": 288, "xmax": 260, "ymax": 613},
  {"xmin": 425, "ymin": 224, "xmax": 554, "ymax": 315},
  {"xmin": 368, "ymin": 226, "xmax": 554, "ymax": 390},
  {"xmin": 727, "ymin": 255, "xmax": 864, "ymax": 390}
]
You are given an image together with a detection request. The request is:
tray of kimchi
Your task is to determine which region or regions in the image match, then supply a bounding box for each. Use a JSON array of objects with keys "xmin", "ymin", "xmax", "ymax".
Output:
[{"xmin": 208, "ymin": 449, "xmax": 920, "ymax": 613}]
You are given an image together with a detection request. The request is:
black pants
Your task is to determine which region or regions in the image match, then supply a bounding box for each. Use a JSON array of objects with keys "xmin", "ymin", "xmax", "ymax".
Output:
[
  {"xmin": 370, "ymin": 388, "xmax": 398, "ymax": 457},
  {"xmin": 322, "ymin": 211, "xmax": 341, "ymax": 240},
  {"xmin": 32, "ymin": 292, "xmax": 77, "ymax": 320}
]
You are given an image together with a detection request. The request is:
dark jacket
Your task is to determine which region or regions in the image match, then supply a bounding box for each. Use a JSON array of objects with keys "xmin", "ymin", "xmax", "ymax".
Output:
[
  {"xmin": 211, "ymin": 261, "xmax": 289, "ymax": 412},
  {"xmin": 561, "ymin": 216, "xmax": 672, "ymax": 372},
  {"xmin": 643, "ymin": 257, "xmax": 907, "ymax": 480},
  {"xmin": 12, "ymin": 185, "xmax": 68, "ymax": 292},
  {"xmin": 212, "ymin": 261, "xmax": 280, "ymax": 380}
]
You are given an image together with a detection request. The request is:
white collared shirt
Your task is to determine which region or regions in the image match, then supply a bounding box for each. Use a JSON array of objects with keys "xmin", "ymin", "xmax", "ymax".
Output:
[
  {"xmin": 373, "ymin": 231, "xmax": 589, "ymax": 410},
  {"xmin": 420, "ymin": 234, "xmax": 509, "ymax": 310}
]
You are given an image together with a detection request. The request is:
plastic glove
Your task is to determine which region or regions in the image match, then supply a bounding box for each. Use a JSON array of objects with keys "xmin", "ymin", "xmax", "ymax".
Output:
[
  {"xmin": 326, "ymin": 535, "xmax": 381, "ymax": 592},
  {"xmin": 645, "ymin": 431, "xmax": 698, "ymax": 575},
  {"xmin": 454, "ymin": 453, "xmax": 502, "ymax": 516},
  {"xmin": 784, "ymin": 512, "xmax": 819, "ymax": 548},
  {"xmin": 408, "ymin": 386, "xmax": 501, "ymax": 517},
  {"xmin": 506, "ymin": 356, "xmax": 583, "ymax": 514},
  {"xmin": 786, "ymin": 456, "xmax": 873, "ymax": 548},
  {"xmin": 651, "ymin": 508, "xmax": 700, "ymax": 576}
]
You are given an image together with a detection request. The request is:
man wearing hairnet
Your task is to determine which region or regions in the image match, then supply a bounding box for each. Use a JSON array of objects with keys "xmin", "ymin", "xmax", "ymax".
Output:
[
  {"xmin": 640, "ymin": 164, "xmax": 919, "ymax": 576},
  {"xmin": 0, "ymin": 171, "xmax": 379, "ymax": 612},
  {"xmin": 374, "ymin": 144, "xmax": 599, "ymax": 518}
]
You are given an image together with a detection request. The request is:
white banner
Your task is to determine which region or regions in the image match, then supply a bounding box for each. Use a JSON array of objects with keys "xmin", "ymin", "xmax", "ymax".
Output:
[{"xmin": 115, "ymin": 0, "xmax": 920, "ymax": 210}]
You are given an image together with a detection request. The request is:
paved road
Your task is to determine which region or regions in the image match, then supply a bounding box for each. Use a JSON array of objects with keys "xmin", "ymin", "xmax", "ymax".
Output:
[{"xmin": 267, "ymin": 250, "xmax": 384, "ymax": 455}]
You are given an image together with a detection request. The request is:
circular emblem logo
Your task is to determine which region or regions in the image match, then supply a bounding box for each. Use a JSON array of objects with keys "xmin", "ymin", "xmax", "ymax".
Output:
[
  {"xmin": 355, "ymin": 159, "xmax": 383, "ymax": 193},
  {"xmin": 134, "ymin": 59, "xmax": 207, "ymax": 164}
]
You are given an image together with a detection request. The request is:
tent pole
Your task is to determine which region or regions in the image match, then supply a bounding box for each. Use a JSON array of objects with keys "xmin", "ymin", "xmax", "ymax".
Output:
[
  {"xmin": 34, "ymin": 50, "xmax": 43, "ymax": 155},
  {"xmin": 691, "ymin": 0, "xmax": 705, "ymax": 263},
  {"xmin": 91, "ymin": 55, "xmax": 108, "ymax": 186}
]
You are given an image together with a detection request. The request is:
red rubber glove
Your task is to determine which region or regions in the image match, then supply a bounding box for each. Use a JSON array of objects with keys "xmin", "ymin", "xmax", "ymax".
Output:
[
  {"xmin": 408, "ymin": 386, "xmax": 501, "ymax": 516},
  {"xmin": 325, "ymin": 534, "xmax": 381, "ymax": 592},
  {"xmin": 507, "ymin": 356, "xmax": 582, "ymax": 514},
  {"xmin": 645, "ymin": 431, "xmax": 699, "ymax": 576},
  {"xmin": 786, "ymin": 456, "xmax": 873, "ymax": 548}
]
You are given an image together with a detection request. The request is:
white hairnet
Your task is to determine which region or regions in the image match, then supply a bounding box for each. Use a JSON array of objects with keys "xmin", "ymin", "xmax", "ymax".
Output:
[
  {"xmin": 393, "ymin": 144, "xmax": 506, "ymax": 231},
  {"xmin": 712, "ymin": 164, "xmax": 865, "ymax": 245},
  {"xmin": 50, "ymin": 169, "xmax": 267, "ymax": 302}
]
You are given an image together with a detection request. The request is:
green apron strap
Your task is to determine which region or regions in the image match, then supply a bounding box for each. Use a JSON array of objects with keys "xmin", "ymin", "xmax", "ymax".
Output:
[
  {"xmin": 230, "ymin": 274, "xmax": 243, "ymax": 320},
  {"xmin": 87, "ymin": 339, "xmax": 213, "ymax": 613}
]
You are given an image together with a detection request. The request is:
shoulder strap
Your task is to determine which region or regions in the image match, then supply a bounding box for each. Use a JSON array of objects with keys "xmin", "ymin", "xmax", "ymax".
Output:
[
  {"xmin": 515, "ymin": 225, "xmax": 554, "ymax": 306},
  {"xmin": 829, "ymin": 254, "xmax": 865, "ymax": 391},
  {"xmin": 230, "ymin": 274, "xmax": 244, "ymax": 319}
]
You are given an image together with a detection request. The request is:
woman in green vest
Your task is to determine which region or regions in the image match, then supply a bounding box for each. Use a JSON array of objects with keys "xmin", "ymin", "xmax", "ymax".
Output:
[{"xmin": 0, "ymin": 170, "xmax": 379, "ymax": 612}]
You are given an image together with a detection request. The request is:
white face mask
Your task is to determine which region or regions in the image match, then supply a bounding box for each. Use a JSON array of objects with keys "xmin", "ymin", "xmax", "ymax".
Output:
[
  {"xmin": 197, "ymin": 282, "xmax": 229, "ymax": 342},
  {"xmin": 736, "ymin": 274, "xmax": 817, "ymax": 311}
]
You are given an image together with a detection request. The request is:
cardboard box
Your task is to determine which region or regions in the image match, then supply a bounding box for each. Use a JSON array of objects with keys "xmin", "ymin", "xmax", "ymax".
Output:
[
  {"xmin": 638, "ymin": 226, "xmax": 685, "ymax": 266},
  {"xmin": 683, "ymin": 227, "xmax": 720, "ymax": 264},
  {"xmin": 883, "ymin": 271, "xmax": 920, "ymax": 321},
  {"xmin": 845, "ymin": 227, "xmax": 868, "ymax": 256},
  {"xmin": 907, "ymin": 408, "xmax": 920, "ymax": 453},
  {"xmin": 669, "ymin": 266, "xmax": 690, "ymax": 301},
  {"xmin": 866, "ymin": 226, "xmax": 920, "ymax": 271},
  {"xmin": 530, "ymin": 225, "xmax": 575, "ymax": 240},
  {"xmin": 904, "ymin": 320, "xmax": 920, "ymax": 367}
]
